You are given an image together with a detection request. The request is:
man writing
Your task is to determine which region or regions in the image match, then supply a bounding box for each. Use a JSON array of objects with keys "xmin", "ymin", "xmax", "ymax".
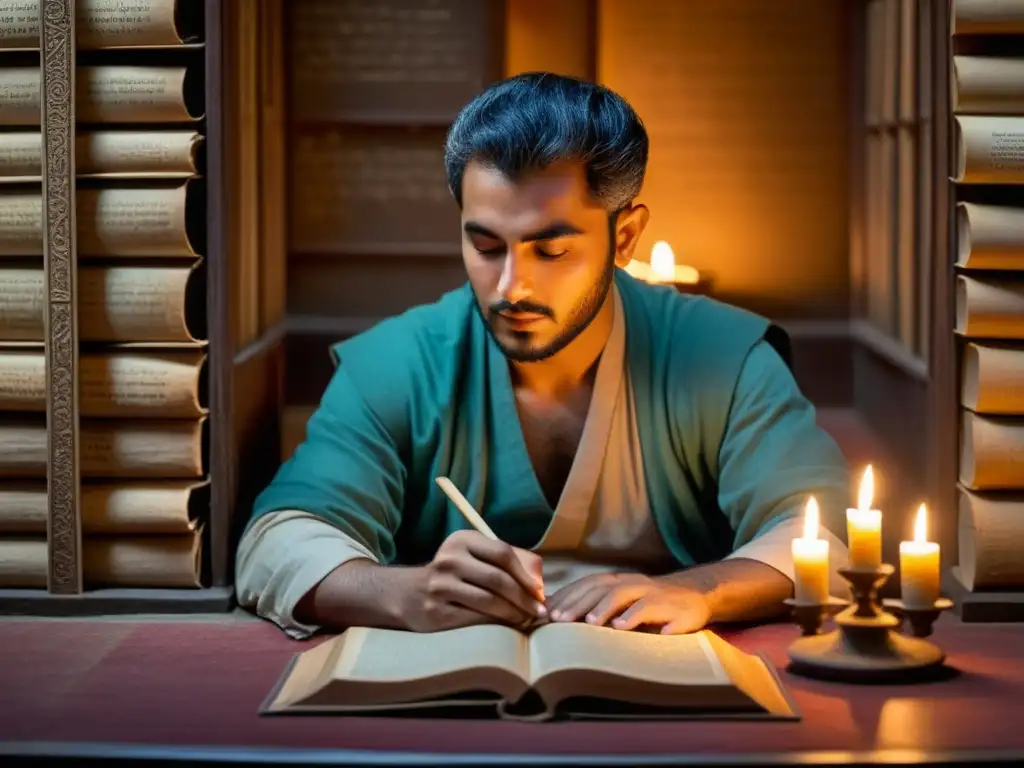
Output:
[{"xmin": 236, "ymin": 72, "xmax": 850, "ymax": 639}]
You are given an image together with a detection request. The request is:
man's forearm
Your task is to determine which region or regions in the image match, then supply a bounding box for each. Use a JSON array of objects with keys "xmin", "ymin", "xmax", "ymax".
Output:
[
  {"xmin": 294, "ymin": 558, "xmax": 421, "ymax": 631},
  {"xmin": 660, "ymin": 558, "xmax": 793, "ymax": 624}
]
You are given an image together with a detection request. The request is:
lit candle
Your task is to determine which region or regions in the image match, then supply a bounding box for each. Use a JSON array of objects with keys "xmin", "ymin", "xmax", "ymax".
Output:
[
  {"xmin": 792, "ymin": 496, "xmax": 830, "ymax": 605},
  {"xmin": 847, "ymin": 465, "xmax": 882, "ymax": 569},
  {"xmin": 623, "ymin": 241, "xmax": 701, "ymax": 286},
  {"xmin": 900, "ymin": 503, "xmax": 941, "ymax": 609},
  {"xmin": 650, "ymin": 241, "xmax": 700, "ymax": 285}
]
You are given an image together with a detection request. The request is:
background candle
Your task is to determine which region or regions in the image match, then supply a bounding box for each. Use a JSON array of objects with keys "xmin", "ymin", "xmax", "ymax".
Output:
[
  {"xmin": 792, "ymin": 496, "xmax": 829, "ymax": 605},
  {"xmin": 847, "ymin": 465, "xmax": 882, "ymax": 569},
  {"xmin": 900, "ymin": 503, "xmax": 941, "ymax": 608}
]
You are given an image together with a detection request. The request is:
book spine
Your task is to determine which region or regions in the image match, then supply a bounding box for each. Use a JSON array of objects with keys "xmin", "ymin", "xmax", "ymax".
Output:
[
  {"xmin": 0, "ymin": 349, "xmax": 207, "ymax": 417},
  {"xmin": 0, "ymin": 182, "xmax": 201, "ymax": 256},
  {"xmin": 0, "ymin": 532, "xmax": 204, "ymax": 588},
  {"xmin": 0, "ymin": 130, "xmax": 203, "ymax": 183},
  {"xmin": 0, "ymin": 65, "xmax": 204, "ymax": 126},
  {"xmin": 0, "ymin": 263, "xmax": 206, "ymax": 343},
  {"xmin": 952, "ymin": 0, "xmax": 1024, "ymax": 35},
  {"xmin": 0, "ymin": 0, "xmax": 210, "ymax": 592},
  {"xmin": 0, "ymin": 418, "xmax": 207, "ymax": 479},
  {"xmin": 0, "ymin": 480, "xmax": 208, "ymax": 535},
  {"xmin": 957, "ymin": 486, "xmax": 1024, "ymax": 590},
  {"xmin": 952, "ymin": 9, "xmax": 1024, "ymax": 595},
  {"xmin": 0, "ymin": 0, "xmax": 202, "ymax": 49}
]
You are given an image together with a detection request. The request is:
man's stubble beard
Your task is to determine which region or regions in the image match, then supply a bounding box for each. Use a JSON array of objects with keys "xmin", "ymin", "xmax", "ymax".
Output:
[{"xmin": 478, "ymin": 248, "xmax": 616, "ymax": 364}]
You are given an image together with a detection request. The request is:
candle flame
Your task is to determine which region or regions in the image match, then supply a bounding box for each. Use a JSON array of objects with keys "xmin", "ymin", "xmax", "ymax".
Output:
[
  {"xmin": 651, "ymin": 241, "xmax": 676, "ymax": 281},
  {"xmin": 857, "ymin": 465, "xmax": 874, "ymax": 511},
  {"xmin": 803, "ymin": 496, "xmax": 820, "ymax": 540},
  {"xmin": 914, "ymin": 503, "xmax": 928, "ymax": 543},
  {"xmin": 649, "ymin": 240, "xmax": 700, "ymax": 285}
]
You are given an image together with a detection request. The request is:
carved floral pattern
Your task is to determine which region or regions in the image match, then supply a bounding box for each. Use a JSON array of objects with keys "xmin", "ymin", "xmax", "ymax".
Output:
[{"xmin": 41, "ymin": 0, "xmax": 81, "ymax": 593}]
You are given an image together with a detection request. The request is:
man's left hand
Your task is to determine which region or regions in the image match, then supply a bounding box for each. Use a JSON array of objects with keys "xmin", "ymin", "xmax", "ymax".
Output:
[{"xmin": 545, "ymin": 573, "xmax": 711, "ymax": 634}]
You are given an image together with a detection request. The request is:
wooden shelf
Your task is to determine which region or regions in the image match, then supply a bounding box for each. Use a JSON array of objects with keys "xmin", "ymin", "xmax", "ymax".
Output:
[
  {"xmin": 284, "ymin": 315, "xmax": 381, "ymax": 336},
  {"xmin": 290, "ymin": 243, "xmax": 462, "ymax": 259},
  {"xmin": 0, "ymin": 587, "xmax": 234, "ymax": 616},
  {"xmin": 289, "ymin": 112, "xmax": 461, "ymax": 128},
  {"xmin": 946, "ymin": 569, "xmax": 1024, "ymax": 623}
]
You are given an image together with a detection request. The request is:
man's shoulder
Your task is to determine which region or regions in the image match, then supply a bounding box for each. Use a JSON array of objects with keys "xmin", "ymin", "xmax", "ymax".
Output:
[
  {"xmin": 315, "ymin": 283, "xmax": 477, "ymax": 427},
  {"xmin": 616, "ymin": 269, "xmax": 788, "ymax": 367},
  {"xmin": 329, "ymin": 283, "xmax": 475, "ymax": 370}
]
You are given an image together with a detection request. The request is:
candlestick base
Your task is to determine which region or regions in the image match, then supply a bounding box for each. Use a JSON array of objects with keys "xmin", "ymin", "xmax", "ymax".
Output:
[
  {"xmin": 785, "ymin": 565, "xmax": 950, "ymax": 683},
  {"xmin": 782, "ymin": 597, "xmax": 849, "ymax": 636},
  {"xmin": 882, "ymin": 597, "xmax": 954, "ymax": 638}
]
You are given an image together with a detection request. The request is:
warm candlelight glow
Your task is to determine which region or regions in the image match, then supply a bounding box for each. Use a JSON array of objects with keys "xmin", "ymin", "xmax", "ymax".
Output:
[
  {"xmin": 625, "ymin": 241, "xmax": 700, "ymax": 286},
  {"xmin": 792, "ymin": 495, "xmax": 829, "ymax": 605},
  {"xmin": 858, "ymin": 464, "xmax": 874, "ymax": 511},
  {"xmin": 803, "ymin": 496, "xmax": 820, "ymax": 540},
  {"xmin": 847, "ymin": 465, "xmax": 882, "ymax": 569},
  {"xmin": 913, "ymin": 503, "xmax": 928, "ymax": 542},
  {"xmin": 652, "ymin": 241, "xmax": 701, "ymax": 285},
  {"xmin": 651, "ymin": 240, "xmax": 676, "ymax": 281},
  {"xmin": 900, "ymin": 502, "xmax": 940, "ymax": 609}
]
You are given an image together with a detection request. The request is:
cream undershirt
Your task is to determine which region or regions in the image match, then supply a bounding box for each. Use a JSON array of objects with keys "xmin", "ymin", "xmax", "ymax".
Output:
[{"xmin": 236, "ymin": 287, "xmax": 849, "ymax": 639}]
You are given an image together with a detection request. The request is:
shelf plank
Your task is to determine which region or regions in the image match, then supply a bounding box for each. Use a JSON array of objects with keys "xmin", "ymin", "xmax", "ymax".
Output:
[{"xmin": 0, "ymin": 586, "xmax": 234, "ymax": 616}]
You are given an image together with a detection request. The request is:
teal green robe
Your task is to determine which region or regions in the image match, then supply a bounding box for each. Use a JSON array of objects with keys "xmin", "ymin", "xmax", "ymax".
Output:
[{"xmin": 249, "ymin": 269, "xmax": 850, "ymax": 568}]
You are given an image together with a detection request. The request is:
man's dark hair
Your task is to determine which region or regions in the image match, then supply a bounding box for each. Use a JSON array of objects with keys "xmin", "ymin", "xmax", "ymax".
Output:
[{"xmin": 444, "ymin": 72, "xmax": 648, "ymax": 212}]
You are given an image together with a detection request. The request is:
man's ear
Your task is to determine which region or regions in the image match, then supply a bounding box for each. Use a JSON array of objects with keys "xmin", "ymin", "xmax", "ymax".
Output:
[{"xmin": 613, "ymin": 203, "xmax": 650, "ymax": 268}]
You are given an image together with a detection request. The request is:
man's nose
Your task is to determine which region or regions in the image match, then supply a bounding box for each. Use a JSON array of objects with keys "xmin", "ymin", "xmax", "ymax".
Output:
[{"xmin": 496, "ymin": 251, "xmax": 533, "ymax": 304}]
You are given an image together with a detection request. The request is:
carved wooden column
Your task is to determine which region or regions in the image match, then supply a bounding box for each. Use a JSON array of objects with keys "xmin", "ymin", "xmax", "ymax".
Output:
[{"xmin": 40, "ymin": 0, "xmax": 81, "ymax": 594}]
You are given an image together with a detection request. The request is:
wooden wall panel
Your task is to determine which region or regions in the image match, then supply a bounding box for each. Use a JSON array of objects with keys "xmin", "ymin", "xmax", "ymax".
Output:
[
  {"xmin": 505, "ymin": 0, "xmax": 594, "ymax": 79},
  {"xmin": 289, "ymin": 127, "xmax": 459, "ymax": 255},
  {"xmin": 289, "ymin": 0, "xmax": 503, "ymax": 123},
  {"xmin": 596, "ymin": 0, "xmax": 849, "ymax": 319},
  {"xmin": 288, "ymin": 256, "xmax": 467, "ymax": 319}
]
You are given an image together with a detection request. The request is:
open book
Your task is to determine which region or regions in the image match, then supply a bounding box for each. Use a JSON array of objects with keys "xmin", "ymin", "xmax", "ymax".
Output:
[{"xmin": 260, "ymin": 622, "xmax": 798, "ymax": 721}]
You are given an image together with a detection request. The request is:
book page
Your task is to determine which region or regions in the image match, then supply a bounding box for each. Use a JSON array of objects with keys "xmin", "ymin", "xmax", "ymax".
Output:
[
  {"xmin": 79, "ymin": 184, "xmax": 199, "ymax": 256},
  {"xmin": 0, "ymin": 269, "xmax": 46, "ymax": 341},
  {"xmin": 0, "ymin": 68, "xmax": 39, "ymax": 126},
  {"xmin": 956, "ymin": 274, "xmax": 1024, "ymax": 339},
  {"xmin": 954, "ymin": 116, "xmax": 1024, "ymax": 183},
  {"xmin": 0, "ymin": 480, "xmax": 207, "ymax": 535},
  {"xmin": 267, "ymin": 624, "xmax": 531, "ymax": 712},
  {"xmin": 953, "ymin": 56, "xmax": 1024, "ymax": 115},
  {"xmin": 78, "ymin": 131, "xmax": 203, "ymax": 178},
  {"xmin": 334, "ymin": 625, "xmax": 528, "ymax": 684},
  {"xmin": 0, "ymin": 191, "xmax": 36, "ymax": 254},
  {"xmin": 83, "ymin": 529, "xmax": 204, "ymax": 588},
  {"xmin": 957, "ymin": 202, "xmax": 1024, "ymax": 269},
  {"xmin": 0, "ymin": 349, "xmax": 206, "ymax": 417},
  {"xmin": 0, "ymin": 418, "xmax": 205, "ymax": 478},
  {"xmin": 0, "ymin": 184, "xmax": 199, "ymax": 256},
  {"xmin": 0, "ymin": 264, "xmax": 206, "ymax": 343},
  {"xmin": 0, "ymin": 0, "xmax": 202, "ymax": 49},
  {"xmin": 960, "ymin": 410, "xmax": 1024, "ymax": 491},
  {"xmin": 80, "ymin": 264, "xmax": 206, "ymax": 342},
  {"xmin": 0, "ymin": 531, "xmax": 203, "ymax": 588},
  {"xmin": 0, "ymin": 66, "xmax": 203, "ymax": 126},
  {"xmin": 0, "ymin": 131, "xmax": 203, "ymax": 182},
  {"xmin": 527, "ymin": 623, "xmax": 725, "ymax": 687},
  {"xmin": 952, "ymin": 0, "xmax": 1024, "ymax": 34},
  {"xmin": 0, "ymin": 537, "xmax": 46, "ymax": 587},
  {"xmin": 0, "ymin": 132, "xmax": 40, "ymax": 180},
  {"xmin": 962, "ymin": 342, "xmax": 1024, "ymax": 415},
  {"xmin": 958, "ymin": 486, "xmax": 1024, "ymax": 590},
  {"xmin": 80, "ymin": 65, "xmax": 204, "ymax": 123}
]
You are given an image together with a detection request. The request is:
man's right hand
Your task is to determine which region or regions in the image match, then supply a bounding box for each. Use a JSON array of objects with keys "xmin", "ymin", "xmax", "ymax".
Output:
[{"xmin": 400, "ymin": 530, "xmax": 547, "ymax": 633}]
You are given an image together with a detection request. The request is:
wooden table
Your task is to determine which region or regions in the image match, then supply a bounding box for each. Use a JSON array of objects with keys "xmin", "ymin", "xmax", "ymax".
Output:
[{"xmin": 0, "ymin": 614, "xmax": 1022, "ymax": 766}]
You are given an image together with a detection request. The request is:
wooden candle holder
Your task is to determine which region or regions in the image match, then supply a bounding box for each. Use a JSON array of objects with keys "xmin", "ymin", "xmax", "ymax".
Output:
[{"xmin": 782, "ymin": 564, "xmax": 953, "ymax": 683}]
